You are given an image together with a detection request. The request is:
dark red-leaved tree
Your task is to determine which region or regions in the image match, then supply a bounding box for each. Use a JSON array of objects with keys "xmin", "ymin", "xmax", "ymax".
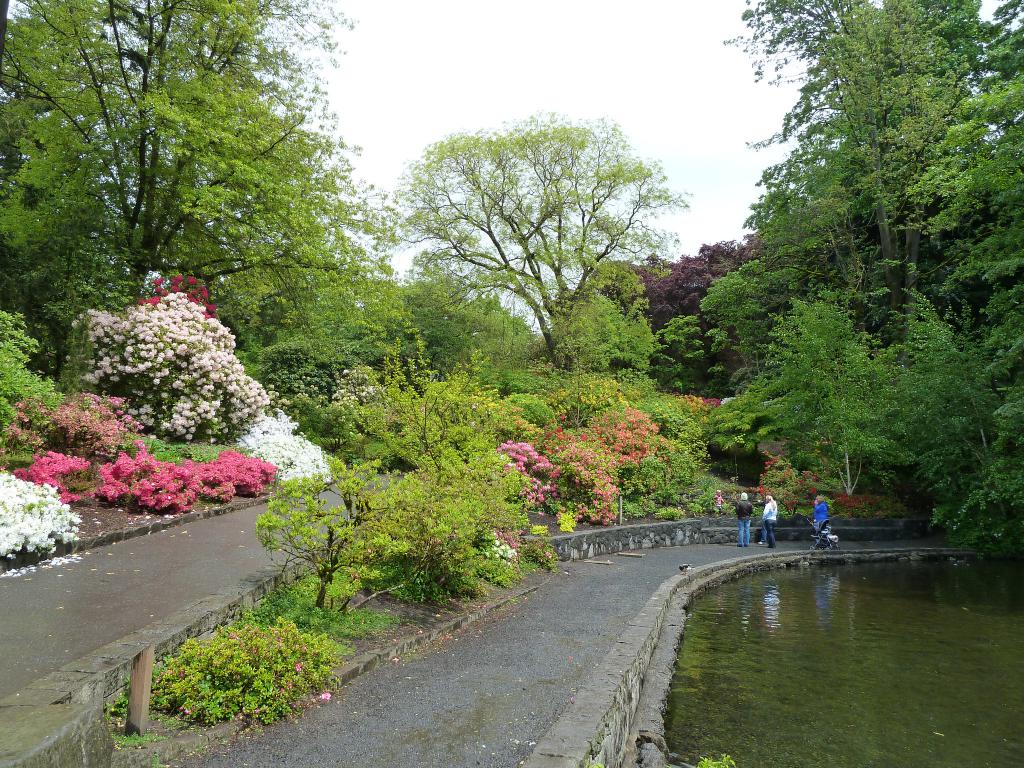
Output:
[{"xmin": 638, "ymin": 236, "xmax": 760, "ymax": 330}]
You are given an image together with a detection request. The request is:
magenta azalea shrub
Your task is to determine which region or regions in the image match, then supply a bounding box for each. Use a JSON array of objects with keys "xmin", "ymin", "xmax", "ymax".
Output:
[
  {"xmin": 498, "ymin": 441, "xmax": 559, "ymax": 508},
  {"xmin": 83, "ymin": 292, "xmax": 269, "ymax": 442},
  {"xmin": 14, "ymin": 452, "xmax": 93, "ymax": 503},
  {"xmin": 192, "ymin": 451, "xmax": 277, "ymax": 501},
  {"xmin": 94, "ymin": 444, "xmax": 276, "ymax": 514},
  {"xmin": 95, "ymin": 445, "xmax": 202, "ymax": 514}
]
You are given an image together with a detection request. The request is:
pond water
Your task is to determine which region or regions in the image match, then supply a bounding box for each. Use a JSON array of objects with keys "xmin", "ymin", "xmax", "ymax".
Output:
[{"xmin": 664, "ymin": 560, "xmax": 1024, "ymax": 768}]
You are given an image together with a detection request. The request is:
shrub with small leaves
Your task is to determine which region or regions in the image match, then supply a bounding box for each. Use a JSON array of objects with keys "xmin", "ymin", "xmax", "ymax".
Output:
[{"xmin": 151, "ymin": 619, "xmax": 338, "ymax": 724}]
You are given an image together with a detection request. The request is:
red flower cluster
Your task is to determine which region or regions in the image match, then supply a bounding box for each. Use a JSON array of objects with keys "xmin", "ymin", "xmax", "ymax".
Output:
[
  {"xmin": 14, "ymin": 452, "xmax": 93, "ymax": 503},
  {"xmin": 757, "ymin": 454, "xmax": 820, "ymax": 513},
  {"xmin": 95, "ymin": 444, "xmax": 276, "ymax": 514},
  {"xmin": 139, "ymin": 275, "xmax": 217, "ymax": 318}
]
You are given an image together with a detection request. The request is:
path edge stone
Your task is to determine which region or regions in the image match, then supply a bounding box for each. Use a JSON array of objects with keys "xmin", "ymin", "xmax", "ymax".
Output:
[
  {"xmin": 1, "ymin": 496, "xmax": 267, "ymax": 575},
  {"xmin": 522, "ymin": 547, "xmax": 976, "ymax": 768}
]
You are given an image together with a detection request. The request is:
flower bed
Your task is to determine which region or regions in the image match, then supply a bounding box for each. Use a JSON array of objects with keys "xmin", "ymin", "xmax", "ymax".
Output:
[{"xmin": 0, "ymin": 471, "xmax": 80, "ymax": 558}]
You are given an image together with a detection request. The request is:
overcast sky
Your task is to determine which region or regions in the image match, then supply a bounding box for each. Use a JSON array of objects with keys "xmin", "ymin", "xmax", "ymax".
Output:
[{"xmin": 322, "ymin": 0, "xmax": 1001, "ymax": 274}]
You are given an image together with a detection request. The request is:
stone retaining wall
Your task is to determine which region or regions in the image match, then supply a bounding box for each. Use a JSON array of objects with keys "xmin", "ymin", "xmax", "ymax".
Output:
[
  {"xmin": 550, "ymin": 517, "xmax": 933, "ymax": 560},
  {"xmin": 522, "ymin": 548, "xmax": 974, "ymax": 768}
]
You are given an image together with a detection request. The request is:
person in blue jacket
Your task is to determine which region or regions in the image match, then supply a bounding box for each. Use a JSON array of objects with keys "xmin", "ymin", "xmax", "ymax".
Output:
[{"xmin": 812, "ymin": 495, "xmax": 829, "ymax": 531}]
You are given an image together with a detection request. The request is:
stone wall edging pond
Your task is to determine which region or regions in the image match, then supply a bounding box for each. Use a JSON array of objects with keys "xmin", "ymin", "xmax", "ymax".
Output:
[
  {"xmin": 521, "ymin": 547, "xmax": 977, "ymax": 768},
  {"xmin": 549, "ymin": 517, "xmax": 933, "ymax": 561},
  {"xmin": 1, "ymin": 496, "xmax": 267, "ymax": 574}
]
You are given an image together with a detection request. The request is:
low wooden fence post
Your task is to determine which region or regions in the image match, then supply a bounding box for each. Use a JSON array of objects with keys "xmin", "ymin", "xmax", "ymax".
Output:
[{"xmin": 125, "ymin": 646, "xmax": 154, "ymax": 736}]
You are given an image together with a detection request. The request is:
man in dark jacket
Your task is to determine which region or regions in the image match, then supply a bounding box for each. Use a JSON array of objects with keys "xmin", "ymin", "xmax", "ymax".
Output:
[{"xmin": 736, "ymin": 492, "xmax": 753, "ymax": 547}]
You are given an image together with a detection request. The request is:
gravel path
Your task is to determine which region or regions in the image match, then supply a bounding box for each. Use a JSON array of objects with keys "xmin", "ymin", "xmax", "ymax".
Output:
[{"xmin": 185, "ymin": 539, "xmax": 944, "ymax": 768}]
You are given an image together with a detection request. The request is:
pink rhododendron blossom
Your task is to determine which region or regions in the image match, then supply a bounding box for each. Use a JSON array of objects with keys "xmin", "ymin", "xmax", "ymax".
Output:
[
  {"xmin": 498, "ymin": 441, "xmax": 559, "ymax": 508},
  {"xmin": 83, "ymin": 293, "xmax": 269, "ymax": 441}
]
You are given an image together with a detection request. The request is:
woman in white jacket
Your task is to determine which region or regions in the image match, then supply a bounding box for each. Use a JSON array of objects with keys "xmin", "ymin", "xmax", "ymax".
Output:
[{"xmin": 761, "ymin": 495, "xmax": 779, "ymax": 549}]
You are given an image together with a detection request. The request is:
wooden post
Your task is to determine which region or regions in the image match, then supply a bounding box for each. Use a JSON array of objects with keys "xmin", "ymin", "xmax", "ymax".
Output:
[
  {"xmin": 125, "ymin": 646, "xmax": 154, "ymax": 736},
  {"xmin": 618, "ymin": 494, "xmax": 623, "ymax": 525}
]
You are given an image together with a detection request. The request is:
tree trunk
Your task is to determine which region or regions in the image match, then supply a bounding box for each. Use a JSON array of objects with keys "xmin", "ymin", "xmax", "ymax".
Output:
[{"xmin": 0, "ymin": 0, "xmax": 9, "ymax": 82}]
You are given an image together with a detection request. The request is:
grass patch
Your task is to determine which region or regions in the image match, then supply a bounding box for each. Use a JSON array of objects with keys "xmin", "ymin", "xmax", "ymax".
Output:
[
  {"xmin": 140, "ymin": 436, "xmax": 236, "ymax": 464},
  {"xmin": 245, "ymin": 575, "xmax": 398, "ymax": 647},
  {"xmin": 112, "ymin": 732, "xmax": 166, "ymax": 749}
]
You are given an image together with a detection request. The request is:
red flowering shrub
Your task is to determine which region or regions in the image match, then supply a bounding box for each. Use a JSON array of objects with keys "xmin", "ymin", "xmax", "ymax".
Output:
[
  {"xmin": 192, "ymin": 451, "xmax": 277, "ymax": 500},
  {"xmin": 6, "ymin": 394, "xmax": 141, "ymax": 461},
  {"xmin": 498, "ymin": 441, "xmax": 559, "ymax": 509},
  {"xmin": 140, "ymin": 275, "xmax": 217, "ymax": 318},
  {"xmin": 832, "ymin": 493, "xmax": 908, "ymax": 519},
  {"xmin": 544, "ymin": 429, "xmax": 619, "ymax": 525},
  {"xmin": 14, "ymin": 452, "xmax": 94, "ymax": 503},
  {"xmin": 757, "ymin": 454, "xmax": 820, "ymax": 514}
]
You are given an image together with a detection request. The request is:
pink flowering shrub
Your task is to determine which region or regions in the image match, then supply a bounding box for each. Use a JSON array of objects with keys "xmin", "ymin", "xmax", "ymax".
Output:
[
  {"xmin": 84, "ymin": 292, "xmax": 269, "ymax": 441},
  {"xmin": 192, "ymin": 451, "xmax": 276, "ymax": 501},
  {"xmin": 14, "ymin": 452, "xmax": 94, "ymax": 503},
  {"xmin": 544, "ymin": 428, "xmax": 619, "ymax": 525},
  {"xmin": 589, "ymin": 408, "xmax": 665, "ymax": 468},
  {"xmin": 95, "ymin": 444, "xmax": 277, "ymax": 514},
  {"xmin": 498, "ymin": 441, "xmax": 559, "ymax": 509},
  {"xmin": 95, "ymin": 445, "xmax": 202, "ymax": 514},
  {"xmin": 5, "ymin": 394, "xmax": 141, "ymax": 461}
]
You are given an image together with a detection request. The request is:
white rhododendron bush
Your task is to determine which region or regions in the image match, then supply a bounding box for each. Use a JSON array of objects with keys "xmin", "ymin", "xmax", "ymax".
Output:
[
  {"xmin": 0, "ymin": 472, "xmax": 80, "ymax": 558},
  {"xmin": 238, "ymin": 412, "xmax": 330, "ymax": 481},
  {"xmin": 84, "ymin": 293, "xmax": 269, "ymax": 442}
]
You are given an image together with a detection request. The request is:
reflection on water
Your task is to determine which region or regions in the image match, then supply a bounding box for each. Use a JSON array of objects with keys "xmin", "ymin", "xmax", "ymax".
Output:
[{"xmin": 664, "ymin": 560, "xmax": 1024, "ymax": 768}]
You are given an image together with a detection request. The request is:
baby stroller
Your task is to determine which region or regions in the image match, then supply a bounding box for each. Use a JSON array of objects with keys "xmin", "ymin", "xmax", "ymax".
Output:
[{"xmin": 810, "ymin": 519, "xmax": 840, "ymax": 550}]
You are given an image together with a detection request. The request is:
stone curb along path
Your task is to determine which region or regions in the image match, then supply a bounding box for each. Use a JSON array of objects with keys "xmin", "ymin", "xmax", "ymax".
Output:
[
  {"xmin": 0, "ymin": 496, "xmax": 267, "ymax": 575},
  {"xmin": 108, "ymin": 578, "xmax": 547, "ymax": 768},
  {"xmin": 0, "ymin": 557, "xmax": 547, "ymax": 768},
  {"xmin": 521, "ymin": 547, "xmax": 976, "ymax": 768}
]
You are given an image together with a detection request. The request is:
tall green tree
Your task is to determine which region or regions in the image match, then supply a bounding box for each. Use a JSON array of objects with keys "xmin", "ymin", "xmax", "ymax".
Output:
[
  {"xmin": 0, "ymin": 0, "xmax": 375, "ymax": 366},
  {"xmin": 400, "ymin": 115, "xmax": 684, "ymax": 368},
  {"xmin": 739, "ymin": 0, "xmax": 986, "ymax": 342},
  {"xmin": 762, "ymin": 301, "xmax": 898, "ymax": 495}
]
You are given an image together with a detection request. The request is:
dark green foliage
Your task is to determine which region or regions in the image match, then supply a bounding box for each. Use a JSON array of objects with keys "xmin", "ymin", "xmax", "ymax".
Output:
[
  {"xmin": 0, "ymin": 310, "xmax": 59, "ymax": 426},
  {"xmin": 257, "ymin": 339, "xmax": 353, "ymax": 403}
]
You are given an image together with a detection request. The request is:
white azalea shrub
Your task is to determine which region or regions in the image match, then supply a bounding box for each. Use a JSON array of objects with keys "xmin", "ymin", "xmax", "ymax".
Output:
[
  {"xmin": 84, "ymin": 293, "xmax": 269, "ymax": 441},
  {"xmin": 238, "ymin": 412, "xmax": 330, "ymax": 481},
  {"xmin": 0, "ymin": 472, "xmax": 80, "ymax": 558}
]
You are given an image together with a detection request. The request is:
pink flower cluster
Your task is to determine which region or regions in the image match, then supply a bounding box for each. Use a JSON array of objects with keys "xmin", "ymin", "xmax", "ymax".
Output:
[
  {"xmin": 84, "ymin": 292, "xmax": 269, "ymax": 441},
  {"xmin": 589, "ymin": 408, "xmax": 664, "ymax": 468},
  {"xmin": 191, "ymin": 451, "xmax": 277, "ymax": 501},
  {"xmin": 545, "ymin": 430, "xmax": 619, "ymax": 525},
  {"xmin": 14, "ymin": 452, "xmax": 92, "ymax": 503},
  {"xmin": 6, "ymin": 394, "xmax": 141, "ymax": 461},
  {"xmin": 95, "ymin": 444, "xmax": 276, "ymax": 515},
  {"xmin": 498, "ymin": 441, "xmax": 559, "ymax": 507}
]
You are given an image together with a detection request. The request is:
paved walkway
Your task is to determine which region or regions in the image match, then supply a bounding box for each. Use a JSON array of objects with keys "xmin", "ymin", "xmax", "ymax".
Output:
[
  {"xmin": 184, "ymin": 538, "xmax": 946, "ymax": 768},
  {"xmin": 0, "ymin": 504, "xmax": 277, "ymax": 693}
]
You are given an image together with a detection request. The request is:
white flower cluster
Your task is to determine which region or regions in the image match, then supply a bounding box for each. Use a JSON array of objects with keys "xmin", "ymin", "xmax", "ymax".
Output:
[
  {"xmin": 484, "ymin": 534, "xmax": 517, "ymax": 562},
  {"xmin": 331, "ymin": 366, "xmax": 381, "ymax": 407},
  {"xmin": 84, "ymin": 293, "xmax": 270, "ymax": 441},
  {"xmin": 238, "ymin": 412, "xmax": 330, "ymax": 481},
  {"xmin": 0, "ymin": 472, "xmax": 80, "ymax": 558}
]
